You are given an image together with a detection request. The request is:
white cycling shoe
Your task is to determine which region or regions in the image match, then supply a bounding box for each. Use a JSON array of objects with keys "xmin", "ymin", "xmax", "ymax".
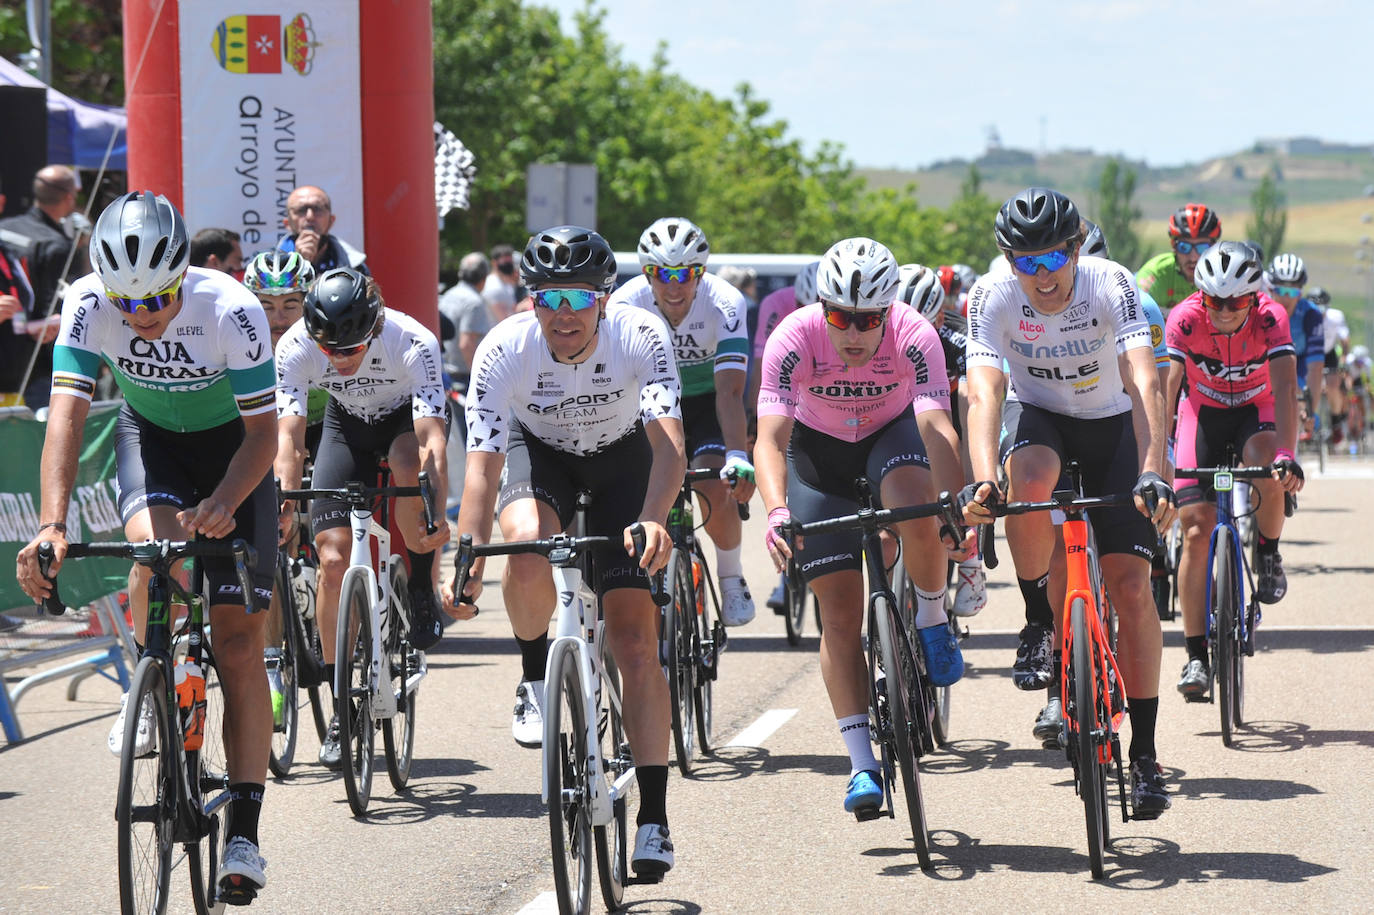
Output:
[
  {"xmin": 951, "ymin": 559, "xmax": 987, "ymax": 618},
  {"xmin": 108, "ymin": 691, "xmax": 156, "ymax": 758},
  {"xmin": 631, "ymin": 824, "xmax": 674, "ymax": 876},
  {"xmin": 512, "ymin": 680, "xmax": 543, "ymax": 749},
  {"xmin": 719, "ymin": 576, "xmax": 755, "ymax": 627}
]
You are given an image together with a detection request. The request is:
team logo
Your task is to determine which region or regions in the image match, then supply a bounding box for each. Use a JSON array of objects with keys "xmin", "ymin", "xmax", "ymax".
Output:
[{"xmin": 212, "ymin": 13, "xmax": 319, "ymax": 75}]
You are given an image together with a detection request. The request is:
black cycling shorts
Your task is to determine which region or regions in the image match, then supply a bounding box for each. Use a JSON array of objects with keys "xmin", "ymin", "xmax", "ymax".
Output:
[
  {"xmin": 680, "ymin": 392, "xmax": 725, "ymax": 462},
  {"xmin": 113, "ymin": 405, "xmax": 275, "ymax": 611},
  {"xmin": 999, "ymin": 400, "xmax": 1155, "ymax": 561},
  {"xmin": 787, "ymin": 413, "xmax": 930, "ymax": 583},
  {"xmin": 1174, "ymin": 403, "xmax": 1274, "ymax": 507},
  {"xmin": 497, "ymin": 421, "xmax": 654, "ymax": 596}
]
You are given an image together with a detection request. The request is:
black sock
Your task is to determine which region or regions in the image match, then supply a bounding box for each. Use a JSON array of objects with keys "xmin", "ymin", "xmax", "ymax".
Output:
[
  {"xmin": 1018, "ymin": 574, "xmax": 1054, "ymax": 628},
  {"xmin": 324, "ymin": 663, "xmax": 335, "ymax": 694},
  {"xmin": 226, "ymin": 782, "xmax": 265, "ymax": 845},
  {"xmin": 407, "ymin": 549, "xmax": 434, "ymax": 586},
  {"xmin": 1051, "ymin": 653, "xmax": 1063, "ymax": 691},
  {"xmin": 516, "ymin": 632, "xmax": 549, "ymax": 684},
  {"xmin": 1127, "ymin": 697, "xmax": 1159, "ymax": 762},
  {"xmin": 1185, "ymin": 635, "xmax": 1208, "ymax": 663},
  {"xmin": 1257, "ymin": 533, "xmax": 1279, "ymax": 556},
  {"xmin": 635, "ymin": 765, "xmax": 669, "ymax": 828}
]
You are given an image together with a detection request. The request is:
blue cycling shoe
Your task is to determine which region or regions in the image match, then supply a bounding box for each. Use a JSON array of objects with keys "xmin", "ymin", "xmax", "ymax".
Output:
[
  {"xmin": 844, "ymin": 769, "xmax": 883, "ymax": 821},
  {"xmin": 918, "ymin": 622, "xmax": 965, "ymax": 687}
]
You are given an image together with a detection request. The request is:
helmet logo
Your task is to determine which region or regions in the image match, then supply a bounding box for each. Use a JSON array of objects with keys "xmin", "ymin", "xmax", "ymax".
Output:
[{"xmin": 330, "ymin": 294, "xmax": 340, "ymax": 302}]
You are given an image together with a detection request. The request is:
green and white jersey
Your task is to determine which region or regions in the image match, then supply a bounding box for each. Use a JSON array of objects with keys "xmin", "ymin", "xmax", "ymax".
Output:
[
  {"xmin": 608, "ymin": 272, "xmax": 748, "ymax": 397},
  {"xmin": 53, "ymin": 267, "xmax": 276, "ymax": 432}
]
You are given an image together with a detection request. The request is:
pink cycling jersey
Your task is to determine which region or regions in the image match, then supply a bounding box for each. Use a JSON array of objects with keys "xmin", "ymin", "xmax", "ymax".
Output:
[
  {"xmin": 1165, "ymin": 291, "xmax": 1295, "ymax": 410},
  {"xmin": 757, "ymin": 303, "xmax": 950, "ymax": 442},
  {"xmin": 753, "ymin": 285, "xmax": 798, "ymax": 360}
]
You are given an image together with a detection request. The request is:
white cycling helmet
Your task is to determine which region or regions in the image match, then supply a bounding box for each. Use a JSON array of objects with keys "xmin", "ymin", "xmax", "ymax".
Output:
[
  {"xmin": 636, "ymin": 217, "xmax": 710, "ymax": 269},
  {"xmin": 89, "ymin": 190, "xmax": 190, "ymax": 298},
  {"xmin": 1194, "ymin": 241, "xmax": 1263, "ymax": 299},
  {"xmin": 1265, "ymin": 253, "xmax": 1307, "ymax": 287},
  {"xmin": 793, "ymin": 260, "xmax": 820, "ymax": 307},
  {"xmin": 895, "ymin": 263, "xmax": 945, "ymax": 321},
  {"xmin": 816, "ymin": 237, "xmax": 900, "ymax": 310}
]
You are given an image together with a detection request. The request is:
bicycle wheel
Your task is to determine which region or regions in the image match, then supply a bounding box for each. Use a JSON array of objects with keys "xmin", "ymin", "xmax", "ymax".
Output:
[
  {"xmin": 545, "ymin": 639, "xmax": 593, "ymax": 915},
  {"xmin": 595, "ymin": 652, "xmax": 631, "ymax": 912},
  {"xmin": 187, "ymin": 808, "xmax": 221, "ymax": 915},
  {"xmin": 188, "ymin": 653, "xmax": 228, "ymax": 914},
  {"xmin": 874, "ymin": 595, "xmax": 932, "ymax": 871},
  {"xmin": 116, "ymin": 656, "xmax": 175, "ymax": 915},
  {"xmin": 336, "ymin": 571, "xmax": 375, "ymax": 815},
  {"xmin": 693, "ymin": 553, "xmax": 716, "ymax": 755},
  {"xmin": 783, "ymin": 558, "xmax": 807, "ymax": 646},
  {"xmin": 289, "ymin": 554, "xmax": 330, "ymax": 743},
  {"xmin": 1215, "ymin": 530, "xmax": 1241, "ymax": 747},
  {"xmin": 1070, "ymin": 597, "xmax": 1109, "ymax": 879},
  {"xmin": 665, "ymin": 550, "xmax": 696, "ymax": 776},
  {"xmin": 383, "ymin": 559, "xmax": 417, "ymax": 791},
  {"xmin": 268, "ymin": 561, "xmax": 300, "ymax": 777}
]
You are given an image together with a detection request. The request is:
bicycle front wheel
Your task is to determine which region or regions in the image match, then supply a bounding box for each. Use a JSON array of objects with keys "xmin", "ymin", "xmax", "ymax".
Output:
[
  {"xmin": 874, "ymin": 595, "xmax": 933, "ymax": 871},
  {"xmin": 336, "ymin": 572, "xmax": 375, "ymax": 816},
  {"xmin": 665, "ymin": 550, "xmax": 696, "ymax": 776},
  {"xmin": 1070, "ymin": 597, "xmax": 1109, "ymax": 879},
  {"xmin": 268, "ymin": 559, "xmax": 300, "ymax": 777},
  {"xmin": 693, "ymin": 554, "xmax": 716, "ymax": 755},
  {"xmin": 116, "ymin": 656, "xmax": 175, "ymax": 915},
  {"xmin": 595, "ymin": 652, "xmax": 631, "ymax": 912},
  {"xmin": 545, "ymin": 640, "xmax": 593, "ymax": 915},
  {"xmin": 383, "ymin": 559, "xmax": 417, "ymax": 790},
  {"xmin": 187, "ymin": 653, "xmax": 227, "ymax": 914},
  {"xmin": 1215, "ymin": 530, "xmax": 1241, "ymax": 747}
]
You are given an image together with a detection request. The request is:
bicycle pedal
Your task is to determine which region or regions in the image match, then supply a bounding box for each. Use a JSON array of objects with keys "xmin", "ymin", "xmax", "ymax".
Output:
[
  {"xmin": 217, "ymin": 884, "xmax": 259, "ymax": 907},
  {"xmin": 851, "ymin": 804, "xmax": 883, "ymax": 823},
  {"xmin": 1183, "ymin": 693, "xmax": 1210, "ymax": 704},
  {"xmin": 625, "ymin": 874, "xmax": 665, "ymax": 886}
]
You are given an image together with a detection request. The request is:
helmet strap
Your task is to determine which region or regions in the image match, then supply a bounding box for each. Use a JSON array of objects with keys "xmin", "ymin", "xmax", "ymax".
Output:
[{"xmin": 550, "ymin": 310, "xmax": 602, "ymax": 364}]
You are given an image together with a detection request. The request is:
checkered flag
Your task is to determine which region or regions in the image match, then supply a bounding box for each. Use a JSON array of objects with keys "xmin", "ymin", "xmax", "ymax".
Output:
[{"xmin": 435, "ymin": 121, "xmax": 476, "ymax": 217}]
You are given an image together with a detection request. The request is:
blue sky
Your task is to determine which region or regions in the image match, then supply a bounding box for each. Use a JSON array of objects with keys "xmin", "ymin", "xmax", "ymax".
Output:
[{"xmin": 541, "ymin": 0, "xmax": 1372, "ymax": 170}]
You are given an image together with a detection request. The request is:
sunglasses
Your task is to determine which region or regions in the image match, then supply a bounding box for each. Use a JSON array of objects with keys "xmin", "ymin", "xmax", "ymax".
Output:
[
  {"xmin": 644, "ymin": 264, "xmax": 705, "ymax": 284},
  {"xmin": 532, "ymin": 288, "xmax": 601, "ymax": 312},
  {"xmin": 1173, "ymin": 240, "xmax": 1213, "ymax": 255},
  {"xmin": 1203, "ymin": 292, "xmax": 1255, "ymax": 313},
  {"xmin": 823, "ymin": 304, "xmax": 886, "ymax": 332},
  {"xmin": 1011, "ymin": 248, "xmax": 1072, "ymax": 276},
  {"xmin": 106, "ymin": 275, "xmax": 183, "ymax": 315},
  {"xmin": 316, "ymin": 339, "xmax": 370, "ymax": 358},
  {"xmin": 1272, "ymin": 284, "xmax": 1303, "ymax": 298}
]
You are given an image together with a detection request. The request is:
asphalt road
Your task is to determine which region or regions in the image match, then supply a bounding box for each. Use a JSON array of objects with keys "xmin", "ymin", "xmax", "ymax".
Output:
[{"xmin": 4, "ymin": 465, "xmax": 1373, "ymax": 913}]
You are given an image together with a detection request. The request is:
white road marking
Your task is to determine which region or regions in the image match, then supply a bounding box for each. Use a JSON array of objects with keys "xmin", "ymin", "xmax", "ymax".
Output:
[
  {"xmin": 517, "ymin": 891, "xmax": 559, "ymax": 914},
  {"xmin": 726, "ymin": 708, "xmax": 798, "ymax": 748}
]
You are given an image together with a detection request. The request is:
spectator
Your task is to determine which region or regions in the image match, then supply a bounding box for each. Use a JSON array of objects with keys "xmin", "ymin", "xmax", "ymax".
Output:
[
  {"xmin": 438, "ymin": 252, "xmax": 494, "ymax": 381},
  {"xmin": 0, "ymin": 193, "xmax": 37, "ymax": 407},
  {"xmin": 717, "ymin": 265, "xmax": 758, "ymax": 309},
  {"xmin": 277, "ymin": 185, "xmax": 369, "ymax": 274},
  {"xmin": 481, "ymin": 243, "xmax": 520, "ymax": 321},
  {"xmin": 189, "ymin": 227, "xmax": 244, "ymax": 275}
]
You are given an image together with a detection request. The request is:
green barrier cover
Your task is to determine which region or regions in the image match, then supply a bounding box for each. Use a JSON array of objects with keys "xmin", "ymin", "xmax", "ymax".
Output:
[{"xmin": 1, "ymin": 403, "xmax": 128, "ymax": 611}]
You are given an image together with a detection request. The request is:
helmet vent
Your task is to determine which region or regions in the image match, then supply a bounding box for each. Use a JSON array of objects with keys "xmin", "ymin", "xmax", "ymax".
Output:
[{"xmin": 149, "ymin": 237, "xmax": 169, "ymax": 269}]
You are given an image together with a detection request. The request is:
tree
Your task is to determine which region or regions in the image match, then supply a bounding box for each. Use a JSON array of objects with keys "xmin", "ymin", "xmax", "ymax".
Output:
[
  {"xmin": 0, "ymin": 1, "xmax": 124, "ymax": 104},
  {"xmin": 1247, "ymin": 168, "xmax": 1287, "ymax": 259},
  {"xmin": 1091, "ymin": 158, "xmax": 1143, "ymax": 269}
]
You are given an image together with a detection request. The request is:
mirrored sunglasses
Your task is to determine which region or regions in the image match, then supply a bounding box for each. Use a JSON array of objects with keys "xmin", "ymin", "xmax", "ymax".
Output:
[
  {"xmin": 1203, "ymin": 292, "xmax": 1255, "ymax": 313},
  {"xmin": 1272, "ymin": 284, "xmax": 1303, "ymax": 299},
  {"xmin": 532, "ymin": 288, "xmax": 601, "ymax": 312},
  {"xmin": 1174, "ymin": 240, "xmax": 1213, "ymax": 255},
  {"xmin": 645, "ymin": 264, "xmax": 705, "ymax": 284},
  {"xmin": 106, "ymin": 275, "xmax": 184, "ymax": 315},
  {"xmin": 316, "ymin": 338, "xmax": 369, "ymax": 357},
  {"xmin": 823, "ymin": 304, "xmax": 886, "ymax": 332},
  {"xmin": 1011, "ymin": 248, "xmax": 1072, "ymax": 276}
]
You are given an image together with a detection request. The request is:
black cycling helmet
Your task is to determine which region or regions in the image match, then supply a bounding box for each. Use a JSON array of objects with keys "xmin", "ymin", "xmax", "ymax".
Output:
[
  {"xmin": 302, "ymin": 267, "xmax": 380, "ymax": 348},
  {"xmin": 994, "ymin": 187, "xmax": 1081, "ymax": 252},
  {"xmin": 520, "ymin": 225, "xmax": 618, "ymax": 292}
]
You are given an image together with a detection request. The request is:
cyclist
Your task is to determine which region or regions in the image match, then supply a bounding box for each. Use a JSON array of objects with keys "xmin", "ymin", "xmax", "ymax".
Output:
[
  {"xmin": 447, "ymin": 225, "xmax": 685, "ymax": 876},
  {"xmin": 756, "ymin": 237, "xmax": 969, "ymax": 819},
  {"xmin": 1264, "ymin": 254, "xmax": 1324, "ymax": 440},
  {"xmin": 274, "ymin": 267, "xmax": 451, "ymax": 769},
  {"xmin": 1323, "ymin": 302, "xmax": 1351, "ymax": 444},
  {"xmin": 961, "ymin": 187, "xmax": 1176, "ymax": 818},
  {"xmin": 14, "ymin": 191, "xmax": 278, "ymax": 896},
  {"xmin": 1166, "ymin": 242, "xmax": 1304, "ymax": 698},
  {"xmin": 609, "ymin": 217, "xmax": 755, "ymax": 626},
  {"xmin": 1136, "ymin": 203, "xmax": 1222, "ymax": 312}
]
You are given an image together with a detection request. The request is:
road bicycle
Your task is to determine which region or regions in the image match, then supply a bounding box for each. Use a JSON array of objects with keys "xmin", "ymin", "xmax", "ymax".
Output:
[
  {"xmin": 784, "ymin": 479, "xmax": 965, "ymax": 872},
  {"xmin": 452, "ymin": 494, "xmax": 666, "ymax": 915},
  {"xmin": 280, "ymin": 469, "xmax": 436, "ymax": 815},
  {"xmin": 39, "ymin": 537, "xmax": 256, "ymax": 912},
  {"xmin": 780, "ymin": 551, "xmax": 823, "ymax": 646}
]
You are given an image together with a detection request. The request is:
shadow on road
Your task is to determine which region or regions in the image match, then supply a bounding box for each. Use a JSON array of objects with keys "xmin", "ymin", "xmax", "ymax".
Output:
[
  {"xmin": 360, "ymin": 783, "xmax": 545, "ymax": 825},
  {"xmin": 0, "ymin": 708, "xmax": 116, "ymax": 752},
  {"xmin": 1170, "ymin": 772, "xmax": 1322, "ymax": 802},
  {"xmin": 619, "ymin": 899, "xmax": 703, "ymax": 914},
  {"xmin": 1210, "ymin": 719, "xmax": 1374, "ymax": 752},
  {"xmin": 920, "ymin": 737, "xmax": 1067, "ymax": 775},
  {"xmin": 1287, "ymin": 562, "xmax": 1374, "ymax": 577}
]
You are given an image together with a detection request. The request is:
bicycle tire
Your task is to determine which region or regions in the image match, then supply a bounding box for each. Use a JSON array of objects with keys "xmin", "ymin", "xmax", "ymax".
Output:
[
  {"xmin": 692, "ymin": 553, "xmax": 716, "ymax": 756},
  {"xmin": 783, "ymin": 558, "xmax": 807, "ymax": 646},
  {"xmin": 1216, "ymin": 530, "xmax": 1239, "ymax": 747},
  {"xmin": 665, "ymin": 550, "xmax": 696, "ymax": 776},
  {"xmin": 874, "ymin": 594, "xmax": 933, "ymax": 870},
  {"xmin": 116, "ymin": 656, "xmax": 175, "ymax": 915},
  {"xmin": 268, "ymin": 561, "xmax": 300, "ymax": 777},
  {"xmin": 187, "ymin": 652, "xmax": 228, "ymax": 914},
  {"xmin": 289, "ymin": 552, "xmax": 330, "ymax": 743},
  {"xmin": 1070, "ymin": 596, "xmax": 1109, "ymax": 880},
  {"xmin": 545, "ymin": 639, "xmax": 593, "ymax": 915},
  {"xmin": 383, "ymin": 559, "xmax": 417, "ymax": 790},
  {"xmin": 595, "ymin": 651, "xmax": 631, "ymax": 912},
  {"xmin": 187, "ymin": 809, "xmax": 221, "ymax": 915},
  {"xmin": 897, "ymin": 565, "xmax": 950, "ymax": 748},
  {"xmin": 336, "ymin": 571, "xmax": 375, "ymax": 816}
]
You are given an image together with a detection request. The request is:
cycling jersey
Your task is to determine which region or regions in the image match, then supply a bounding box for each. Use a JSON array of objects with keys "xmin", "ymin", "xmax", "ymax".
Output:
[
  {"xmin": 608, "ymin": 272, "xmax": 748, "ymax": 397},
  {"xmin": 753, "ymin": 285, "xmax": 798, "ymax": 360},
  {"xmin": 966, "ymin": 256, "xmax": 1152, "ymax": 419},
  {"xmin": 1323, "ymin": 306, "xmax": 1348, "ymax": 355},
  {"xmin": 1288, "ymin": 298, "xmax": 1325, "ymax": 387},
  {"xmin": 757, "ymin": 302, "xmax": 950, "ymax": 443},
  {"xmin": 465, "ymin": 303, "xmax": 682, "ymax": 456},
  {"xmin": 1165, "ymin": 292, "xmax": 1295, "ymax": 410},
  {"xmin": 53, "ymin": 267, "xmax": 276, "ymax": 432},
  {"xmin": 276, "ymin": 307, "xmax": 446, "ymax": 424},
  {"xmin": 1136, "ymin": 251, "xmax": 1196, "ymax": 311}
]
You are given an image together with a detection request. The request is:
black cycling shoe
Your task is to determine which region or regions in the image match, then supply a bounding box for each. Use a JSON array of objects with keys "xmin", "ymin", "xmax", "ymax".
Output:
[
  {"xmin": 1130, "ymin": 755, "xmax": 1171, "ymax": 820},
  {"xmin": 407, "ymin": 583, "xmax": 445, "ymax": 651},
  {"xmin": 1033, "ymin": 695, "xmax": 1062, "ymax": 748},
  {"xmin": 1256, "ymin": 552, "xmax": 1287, "ymax": 604},
  {"xmin": 318, "ymin": 715, "xmax": 342, "ymax": 770},
  {"xmin": 1012, "ymin": 624, "xmax": 1055, "ymax": 691}
]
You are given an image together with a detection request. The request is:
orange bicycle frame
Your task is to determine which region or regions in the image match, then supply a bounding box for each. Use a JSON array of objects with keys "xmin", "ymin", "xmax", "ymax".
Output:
[{"xmin": 1059, "ymin": 513, "xmax": 1128, "ymax": 763}]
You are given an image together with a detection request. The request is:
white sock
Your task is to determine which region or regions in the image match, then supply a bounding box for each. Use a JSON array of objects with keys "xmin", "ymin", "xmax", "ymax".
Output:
[
  {"xmin": 913, "ymin": 585, "xmax": 948, "ymax": 629},
  {"xmin": 838, "ymin": 713, "xmax": 878, "ymax": 775},
  {"xmin": 716, "ymin": 545, "xmax": 743, "ymax": 580}
]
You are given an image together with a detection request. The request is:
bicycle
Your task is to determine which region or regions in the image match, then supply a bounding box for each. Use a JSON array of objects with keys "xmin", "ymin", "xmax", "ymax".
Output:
[
  {"xmin": 38, "ymin": 537, "xmax": 257, "ymax": 912},
  {"xmin": 280, "ymin": 468, "xmax": 436, "ymax": 816},
  {"xmin": 453, "ymin": 496, "xmax": 668, "ymax": 915},
  {"xmin": 783, "ymin": 480, "xmax": 965, "ymax": 872},
  {"xmin": 780, "ymin": 552, "xmax": 823, "ymax": 647}
]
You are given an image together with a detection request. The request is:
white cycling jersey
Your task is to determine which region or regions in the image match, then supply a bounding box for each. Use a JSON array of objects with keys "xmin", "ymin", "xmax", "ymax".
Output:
[
  {"xmin": 275, "ymin": 307, "xmax": 446, "ymax": 423},
  {"xmin": 966, "ymin": 256, "xmax": 1152, "ymax": 419},
  {"xmin": 1323, "ymin": 306, "xmax": 1349, "ymax": 355},
  {"xmin": 465, "ymin": 303, "xmax": 682, "ymax": 455}
]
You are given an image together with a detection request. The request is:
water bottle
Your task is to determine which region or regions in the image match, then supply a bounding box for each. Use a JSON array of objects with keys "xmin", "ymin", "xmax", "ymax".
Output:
[
  {"xmin": 174, "ymin": 660, "xmax": 207, "ymax": 751},
  {"xmin": 691, "ymin": 558, "xmax": 706, "ymax": 618}
]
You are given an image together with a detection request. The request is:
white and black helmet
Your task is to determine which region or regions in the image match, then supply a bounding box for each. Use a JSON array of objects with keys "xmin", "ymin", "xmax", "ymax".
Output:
[
  {"xmin": 793, "ymin": 260, "xmax": 820, "ymax": 306},
  {"xmin": 895, "ymin": 263, "xmax": 945, "ymax": 321},
  {"xmin": 89, "ymin": 190, "xmax": 190, "ymax": 297},
  {"xmin": 952, "ymin": 263, "xmax": 979, "ymax": 293},
  {"xmin": 816, "ymin": 237, "xmax": 900, "ymax": 310},
  {"xmin": 1266, "ymin": 253, "xmax": 1307, "ymax": 287},
  {"xmin": 636, "ymin": 217, "xmax": 710, "ymax": 269},
  {"xmin": 1195, "ymin": 241, "xmax": 1263, "ymax": 298}
]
